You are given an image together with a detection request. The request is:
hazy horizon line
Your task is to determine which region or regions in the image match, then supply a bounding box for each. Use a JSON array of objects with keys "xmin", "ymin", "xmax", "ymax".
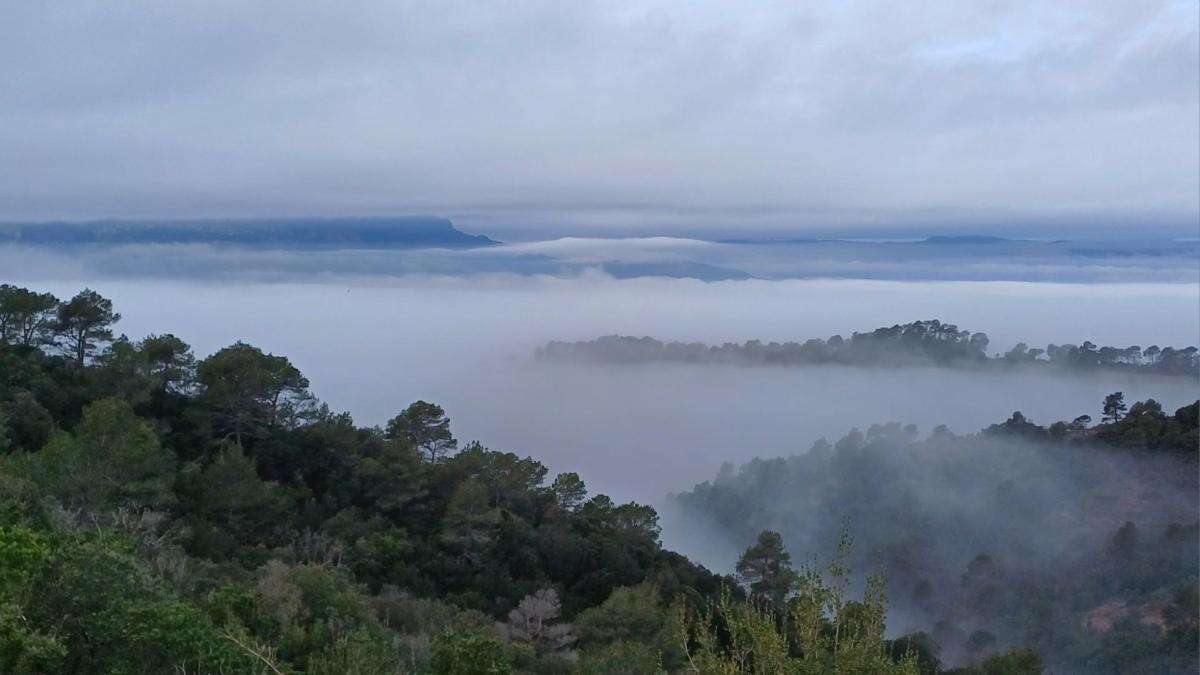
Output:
[{"xmin": 1, "ymin": 206, "xmax": 1196, "ymax": 241}]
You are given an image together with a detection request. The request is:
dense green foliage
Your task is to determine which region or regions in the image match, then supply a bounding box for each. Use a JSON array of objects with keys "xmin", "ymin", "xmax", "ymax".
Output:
[
  {"xmin": 538, "ymin": 320, "xmax": 1200, "ymax": 376},
  {"xmin": 1, "ymin": 284, "xmax": 743, "ymax": 673},
  {"xmin": 676, "ymin": 399, "xmax": 1200, "ymax": 673}
]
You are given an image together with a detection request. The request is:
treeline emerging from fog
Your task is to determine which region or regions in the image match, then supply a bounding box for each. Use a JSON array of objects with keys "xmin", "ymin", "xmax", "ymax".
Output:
[
  {"xmin": 674, "ymin": 398, "xmax": 1200, "ymax": 673},
  {"xmin": 538, "ymin": 319, "xmax": 1200, "ymax": 377}
]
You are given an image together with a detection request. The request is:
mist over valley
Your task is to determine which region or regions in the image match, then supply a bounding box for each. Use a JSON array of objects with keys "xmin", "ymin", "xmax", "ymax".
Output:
[{"xmin": 6, "ymin": 259, "xmax": 1196, "ymax": 508}]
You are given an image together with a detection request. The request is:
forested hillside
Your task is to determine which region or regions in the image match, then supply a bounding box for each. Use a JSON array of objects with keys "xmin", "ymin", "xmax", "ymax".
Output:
[
  {"xmin": 539, "ymin": 320, "xmax": 1200, "ymax": 377},
  {"xmin": 675, "ymin": 400, "xmax": 1200, "ymax": 673},
  {"xmin": 0, "ymin": 283, "xmax": 1191, "ymax": 673}
]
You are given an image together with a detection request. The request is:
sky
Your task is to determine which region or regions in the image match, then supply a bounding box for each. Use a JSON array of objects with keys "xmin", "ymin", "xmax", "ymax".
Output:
[{"xmin": 2, "ymin": 1, "xmax": 1198, "ymax": 234}]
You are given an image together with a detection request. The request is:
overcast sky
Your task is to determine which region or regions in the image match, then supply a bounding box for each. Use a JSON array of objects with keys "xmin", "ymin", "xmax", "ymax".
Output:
[{"xmin": 2, "ymin": 1, "xmax": 1197, "ymax": 233}]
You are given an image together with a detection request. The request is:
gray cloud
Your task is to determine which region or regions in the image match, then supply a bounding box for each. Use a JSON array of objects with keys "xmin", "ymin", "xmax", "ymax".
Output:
[{"xmin": 1, "ymin": 1, "xmax": 1196, "ymax": 230}]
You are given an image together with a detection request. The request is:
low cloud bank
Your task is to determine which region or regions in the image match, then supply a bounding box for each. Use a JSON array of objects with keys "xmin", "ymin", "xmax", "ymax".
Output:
[
  {"xmin": 1, "ymin": 235, "xmax": 1197, "ymax": 283},
  {"xmin": 7, "ymin": 274, "xmax": 1196, "ymax": 509}
]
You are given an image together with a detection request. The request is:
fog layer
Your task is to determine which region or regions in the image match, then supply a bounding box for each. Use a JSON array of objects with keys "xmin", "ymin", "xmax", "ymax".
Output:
[
  {"xmin": 2, "ymin": 237, "xmax": 1197, "ymax": 283},
  {"xmin": 8, "ymin": 274, "xmax": 1196, "ymax": 509}
]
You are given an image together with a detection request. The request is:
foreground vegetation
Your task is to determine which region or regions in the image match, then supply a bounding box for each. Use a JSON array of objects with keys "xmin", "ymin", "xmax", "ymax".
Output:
[{"xmin": 0, "ymin": 284, "xmax": 1187, "ymax": 672}]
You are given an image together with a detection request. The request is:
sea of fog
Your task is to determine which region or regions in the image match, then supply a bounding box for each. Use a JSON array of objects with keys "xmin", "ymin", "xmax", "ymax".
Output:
[{"xmin": 10, "ymin": 273, "xmax": 1198, "ymax": 518}]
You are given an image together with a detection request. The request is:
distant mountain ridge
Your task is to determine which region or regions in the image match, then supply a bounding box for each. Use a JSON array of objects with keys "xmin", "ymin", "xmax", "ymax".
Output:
[
  {"xmin": 0, "ymin": 216, "xmax": 499, "ymax": 249},
  {"xmin": 717, "ymin": 234, "xmax": 1021, "ymax": 245}
]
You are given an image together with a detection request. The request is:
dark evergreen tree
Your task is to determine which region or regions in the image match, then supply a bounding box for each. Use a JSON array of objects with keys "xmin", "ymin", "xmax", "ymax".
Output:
[
  {"xmin": 1102, "ymin": 391, "xmax": 1128, "ymax": 424},
  {"xmin": 53, "ymin": 288, "xmax": 120, "ymax": 366},
  {"xmin": 735, "ymin": 530, "xmax": 797, "ymax": 607},
  {"xmin": 386, "ymin": 400, "xmax": 457, "ymax": 461}
]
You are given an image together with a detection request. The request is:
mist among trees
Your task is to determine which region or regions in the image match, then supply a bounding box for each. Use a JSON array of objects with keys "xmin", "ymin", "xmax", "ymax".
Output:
[{"xmin": 674, "ymin": 399, "xmax": 1199, "ymax": 672}]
